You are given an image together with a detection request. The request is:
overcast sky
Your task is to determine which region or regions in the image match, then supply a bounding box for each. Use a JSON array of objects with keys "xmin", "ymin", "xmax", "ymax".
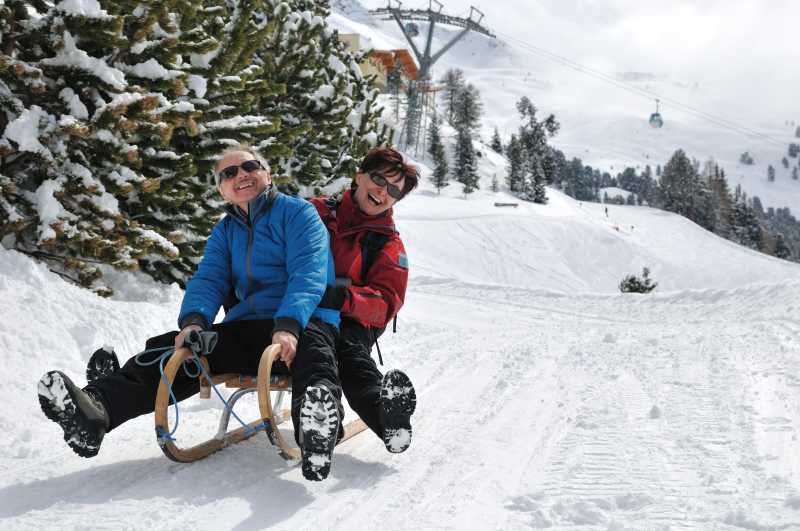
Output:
[{"xmin": 359, "ymin": 0, "xmax": 800, "ymax": 123}]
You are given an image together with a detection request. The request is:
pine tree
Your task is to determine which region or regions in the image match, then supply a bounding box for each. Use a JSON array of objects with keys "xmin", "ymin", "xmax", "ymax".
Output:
[
  {"xmin": 0, "ymin": 0, "xmax": 387, "ymax": 292},
  {"xmin": 796, "ymin": 126, "xmax": 800, "ymax": 138},
  {"xmin": 254, "ymin": 0, "xmax": 388, "ymax": 194},
  {"xmin": 490, "ymin": 127, "xmax": 503, "ymax": 154},
  {"xmin": 740, "ymin": 151, "xmax": 755, "ymax": 165},
  {"xmin": 793, "ymin": 167, "xmax": 799, "ymax": 180},
  {"xmin": 767, "ymin": 164, "xmax": 776, "ymax": 182},
  {"xmin": 505, "ymin": 134, "xmax": 525, "ymax": 193},
  {"xmin": 782, "ymin": 156, "xmax": 790, "ymax": 169},
  {"xmin": 427, "ymin": 112, "xmax": 448, "ymax": 194},
  {"xmin": 789, "ymin": 143, "xmax": 800, "ymax": 158},
  {"xmin": 0, "ymin": 1, "xmax": 230, "ymax": 293},
  {"xmin": 440, "ymin": 68, "xmax": 465, "ymax": 125},
  {"xmin": 514, "ymin": 96, "xmax": 559, "ymax": 202},
  {"xmin": 454, "ymin": 128, "xmax": 478, "ymax": 194},
  {"xmin": 451, "ymin": 83, "xmax": 482, "ymax": 134},
  {"xmin": 775, "ymin": 233, "xmax": 791, "ymax": 259},
  {"xmin": 523, "ymin": 159, "xmax": 547, "ymax": 204},
  {"xmin": 490, "ymin": 173, "xmax": 499, "ymax": 192}
]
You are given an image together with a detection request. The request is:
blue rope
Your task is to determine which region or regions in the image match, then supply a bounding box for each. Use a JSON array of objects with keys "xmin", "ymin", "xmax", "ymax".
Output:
[{"xmin": 134, "ymin": 343, "xmax": 267, "ymax": 443}]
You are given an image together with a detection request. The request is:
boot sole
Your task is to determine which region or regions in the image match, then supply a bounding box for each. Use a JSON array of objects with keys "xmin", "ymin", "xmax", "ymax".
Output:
[
  {"xmin": 299, "ymin": 386, "xmax": 340, "ymax": 481},
  {"xmin": 381, "ymin": 370, "xmax": 416, "ymax": 454},
  {"xmin": 38, "ymin": 371, "xmax": 102, "ymax": 458},
  {"xmin": 86, "ymin": 348, "xmax": 120, "ymax": 383}
]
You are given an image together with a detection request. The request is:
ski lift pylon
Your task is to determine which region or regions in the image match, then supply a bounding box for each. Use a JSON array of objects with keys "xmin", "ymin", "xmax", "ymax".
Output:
[{"xmin": 649, "ymin": 98, "xmax": 664, "ymax": 128}]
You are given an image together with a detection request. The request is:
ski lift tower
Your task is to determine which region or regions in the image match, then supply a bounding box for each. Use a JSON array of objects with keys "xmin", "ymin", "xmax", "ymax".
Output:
[{"xmin": 370, "ymin": 1, "xmax": 495, "ymax": 149}]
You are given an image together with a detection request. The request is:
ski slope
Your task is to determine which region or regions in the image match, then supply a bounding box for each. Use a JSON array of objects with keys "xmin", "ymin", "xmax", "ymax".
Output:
[{"xmin": 3, "ymin": 158, "xmax": 800, "ymax": 529}]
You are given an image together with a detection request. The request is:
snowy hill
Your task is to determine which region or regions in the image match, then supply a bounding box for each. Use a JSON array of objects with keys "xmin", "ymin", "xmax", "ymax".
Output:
[
  {"xmin": 3, "ymin": 150, "xmax": 800, "ymax": 528},
  {"xmin": 339, "ymin": 0, "xmax": 800, "ymax": 211}
]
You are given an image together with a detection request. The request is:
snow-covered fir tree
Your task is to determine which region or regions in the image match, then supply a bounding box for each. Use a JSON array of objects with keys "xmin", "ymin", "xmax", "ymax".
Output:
[
  {"xmin": 427, "ymin": 112, "xmax": 448, "ymax": 194},
  {"xmin": 490, "ymin": 127, "xmax": 503, "ymax": 154},
  {"xmin": 440, "ymin": 68, "xmax": 465, "ymax": 125},
  {"xmin": 0, "ymin": 1, "xmax": 223, "ymax": 292},
  {"xmin": 454, "ymin": 128, "xmax": 478, "ymax": 196},
  {"xmin": 767, "ymin": 164, "xmax": 776, "ymax": 182},
  {"xmin": 254, "ymin": 0, "xmax": 388, "ymax": 194},
  {"xmin": 793, "ymin": 167, "xmax": 799, "ymax": 180},
  {"xmin": 0, "ymin": 0, "xmax": 387, "ymax": 292},
  {"xmin": 514, "ymin": 96, "xmax": 559, "ymax": 203},
  {"xmin": 505, "ymin": 134, "xmax": 525, "ymax": 193},
  {"xmin": 789, "ymin": 143, "xmax": 800, "ymax": 158}
]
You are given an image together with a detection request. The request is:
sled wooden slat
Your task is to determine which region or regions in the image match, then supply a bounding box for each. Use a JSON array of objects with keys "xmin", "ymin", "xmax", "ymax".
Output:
[{"xmin": 155, "ymin": 343, "xmax": 368, "ymax": 464}]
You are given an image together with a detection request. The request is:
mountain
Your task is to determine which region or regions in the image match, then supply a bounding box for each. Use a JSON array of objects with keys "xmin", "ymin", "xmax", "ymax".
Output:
[{"xmin": 343, "ymin": 0, "xmax": 800, "ymax": 211}]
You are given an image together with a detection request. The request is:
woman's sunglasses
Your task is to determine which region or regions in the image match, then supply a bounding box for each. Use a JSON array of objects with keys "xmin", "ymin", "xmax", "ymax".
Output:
[
  {"xmin": 218, "ymin": 159, "xmax": 263, "ymax": 181},
  {"xmin": 368, "ymin": 172, "xmax": 404, "ymax": 200}
]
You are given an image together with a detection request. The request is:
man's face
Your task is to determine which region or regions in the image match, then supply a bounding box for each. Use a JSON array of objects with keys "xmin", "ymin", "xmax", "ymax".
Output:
[
  {"xmin": 353, "ymin": 170, "xmax": 405, "ymax": 216},
  {"xmin": 216, "ymin": 151, "xmax": 271, "ymax": 209}
]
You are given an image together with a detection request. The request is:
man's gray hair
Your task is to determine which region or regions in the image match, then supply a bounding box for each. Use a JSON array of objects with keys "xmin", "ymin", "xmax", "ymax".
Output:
[{"xmin": 214, "ymin": 144, "xmax": 270, "ymax": 186}]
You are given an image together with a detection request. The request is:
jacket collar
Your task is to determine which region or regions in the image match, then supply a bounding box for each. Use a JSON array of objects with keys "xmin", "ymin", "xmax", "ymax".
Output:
[
  {"xmin": 337, "ymin": 189, "xmax": 396, "ymax": 232},
  {"xmin": 224, "ymin": 185, "xmax": 278, "ymax": 225}
]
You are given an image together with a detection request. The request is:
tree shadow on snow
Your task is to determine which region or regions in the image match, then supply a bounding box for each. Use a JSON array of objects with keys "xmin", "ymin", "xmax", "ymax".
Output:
[
  {"xmin": 0, "ymin": 445, "xmax": 307, "ymax": 526},
  {"xmin": 0, "ymin": 441, "xmax": 397, "ymax": 528}
]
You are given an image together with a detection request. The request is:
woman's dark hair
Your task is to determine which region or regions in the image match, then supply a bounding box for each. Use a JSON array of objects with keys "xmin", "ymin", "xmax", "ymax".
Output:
[{"xmin": 357, "ymin": 147, "xmax": 420, "ymax": 198}]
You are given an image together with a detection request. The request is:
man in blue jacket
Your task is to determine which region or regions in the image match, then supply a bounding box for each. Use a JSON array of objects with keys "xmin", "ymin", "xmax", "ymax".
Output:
[{"xmin": 38, "ymin": 147, "xmax": 343, "ymax": 481}]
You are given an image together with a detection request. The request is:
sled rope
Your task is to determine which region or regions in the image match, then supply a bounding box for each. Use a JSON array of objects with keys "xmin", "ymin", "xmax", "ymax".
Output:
[{"xmin": 134, "ymin": 340, "xmax": 266, "ymax": 443}]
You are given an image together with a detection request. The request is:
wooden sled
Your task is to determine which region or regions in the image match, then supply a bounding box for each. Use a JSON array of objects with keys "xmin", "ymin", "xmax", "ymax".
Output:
[{"xmin": 154, "ymin": 344, "xmax": 367, "ymax": 463}]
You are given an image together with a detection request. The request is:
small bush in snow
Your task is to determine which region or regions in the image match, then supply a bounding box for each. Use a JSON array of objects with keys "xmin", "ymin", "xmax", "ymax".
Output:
[{"xmin": 619, "ymin": 267, "xmax": 658, "ymax": 294}]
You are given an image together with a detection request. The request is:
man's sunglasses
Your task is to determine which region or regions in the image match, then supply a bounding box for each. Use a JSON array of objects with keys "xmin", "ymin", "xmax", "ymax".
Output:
[
  {"xmin": 218, "ymin": 159, "xmax": 263, "ymax": 181},
  {"xmin": 368, "ymin": 172, "xmax": 404, "ymax": 200}
]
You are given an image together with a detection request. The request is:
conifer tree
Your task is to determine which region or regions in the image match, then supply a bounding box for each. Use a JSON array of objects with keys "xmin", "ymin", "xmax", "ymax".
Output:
[
  {"xmin": 782, "ymin": 156, "xmax": 790, "ymax": 169},
  {"xmin": 490, "ymin": 127, "xmax": 503, "ymax": 154},
  {"xmin": 0, "ymin": 0, "xmax": 388, "ymax": 291},
  {"xmin": 796, "ymin": 126, "xmax": 800, "ymax": 138},
  {"xmin": 440, "ymin": 68, "xmax": 465, "ymax": 125},
  {"xmin": 454, "ymin": 128, "xmax": 478, "ymax": 194},
  {"xmin": 789, "ymin": 143, "xmax": 800, "ymax": 158},
  {"xmin": 253, "ymin": 0, "xmax": 388, "ymax": 194},
  {"xmin": 793, "ymin": 167, "xmax": 799, "ymax": 180},
  {"xmin": 427, "ymin": 112, "xmax": 448, "ymax": 194},
  {"xmin": 514, "ymin": 96, "xmax": 559, "ymax": 202},
  {"xmin": 0, "ymin": 1, "xmax": 230, "ymax": 292},
  {"xmin": 767, "ymin": 164, "xmax": 776, "ymax": 182},
  {"xmin": 505, "ymin": 134, "xmax": 525, "ymax": 192}
]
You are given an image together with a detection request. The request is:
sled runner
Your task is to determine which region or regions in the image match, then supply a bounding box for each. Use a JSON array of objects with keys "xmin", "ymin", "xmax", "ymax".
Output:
[{"xmin": 154, "ymin": 343, "xmax": 367, "ymax": 463}]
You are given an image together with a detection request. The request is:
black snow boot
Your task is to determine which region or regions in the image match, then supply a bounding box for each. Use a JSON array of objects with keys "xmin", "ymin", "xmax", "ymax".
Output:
[
  {"xmin": 38, "ymin": 371, "xmax": 110, "ymax": 458},
  {"xmin": 299, "ymin": 386, "xmax": 341, "ymax": 481},
  {"xmin": 86, "ymin": 347, "xmax": 120, "ymax": 383},
  {"xmin": 380, "ymin": 369, "xmax": 416, "ymax": 454}
]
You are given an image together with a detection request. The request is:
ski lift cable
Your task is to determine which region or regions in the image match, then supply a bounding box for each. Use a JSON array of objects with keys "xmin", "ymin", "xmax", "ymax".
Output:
[{"xmin": 495, "ymin": 30, "xmax": 787, "ymax": 148}]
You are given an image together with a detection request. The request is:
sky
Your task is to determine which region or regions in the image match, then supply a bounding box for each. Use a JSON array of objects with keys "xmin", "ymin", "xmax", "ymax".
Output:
[{"xmin": 358, "ymin": 0, "xmax": 800, "ymax": 124}]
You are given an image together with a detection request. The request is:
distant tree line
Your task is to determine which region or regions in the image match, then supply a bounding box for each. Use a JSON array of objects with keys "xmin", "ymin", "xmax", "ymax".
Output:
[{"xmin": 551, "ymin": 149, "xmax": 800, "ymax": 263}]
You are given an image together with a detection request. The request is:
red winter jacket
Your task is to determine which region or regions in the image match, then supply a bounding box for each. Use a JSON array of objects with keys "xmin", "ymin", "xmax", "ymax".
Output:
[{"xmin": 310, "ymin": 190, "xmax": 408, "ymax": 328}]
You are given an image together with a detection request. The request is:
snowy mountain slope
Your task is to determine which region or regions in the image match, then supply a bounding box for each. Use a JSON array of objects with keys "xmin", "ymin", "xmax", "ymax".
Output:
[{"xmin": 340, "ymin": 1, "xmax": 800, "ymax": 210}]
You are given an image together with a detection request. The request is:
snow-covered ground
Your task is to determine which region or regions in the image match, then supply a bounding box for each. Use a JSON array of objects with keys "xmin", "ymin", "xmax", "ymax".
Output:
[{"xmin": 3, "ymin": 152, "xmax": 800, "ymax": 529}]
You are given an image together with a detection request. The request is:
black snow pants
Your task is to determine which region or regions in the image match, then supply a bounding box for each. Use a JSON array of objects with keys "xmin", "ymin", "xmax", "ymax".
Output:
[
  {"xmin": 87, "ymin": 318, "xmax": 341, "ymax": 444},
  {"xmin": 337, "ymin": 317, "xmax": 386, "ymax": 438}
]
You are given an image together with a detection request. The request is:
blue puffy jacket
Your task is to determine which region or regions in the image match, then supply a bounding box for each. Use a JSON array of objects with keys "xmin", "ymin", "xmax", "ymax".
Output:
[{"xmin": 178, "ymin": 187, "xmax": 339, "ymax": 337}]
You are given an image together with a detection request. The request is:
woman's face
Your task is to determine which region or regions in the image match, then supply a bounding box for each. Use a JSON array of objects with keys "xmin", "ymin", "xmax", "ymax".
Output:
[
  {"xmin": 353, "ymin": 170, "xmax": 405, "ymax": 217},
  {"xmin": 216, "ymin": 151, "xmax": 271, "ymax": 212}
]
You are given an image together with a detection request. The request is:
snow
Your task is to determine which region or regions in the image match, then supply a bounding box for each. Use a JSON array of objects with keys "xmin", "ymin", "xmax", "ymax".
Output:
[
  {"xmin": 120, "ymin": 58, "xmax": 182, "ymax": 80},
  {"xmin": 2, "ymin": 106, "xmax": 53, "ymax": 155},
  {"xmin": 55, "ymin": 0, "xmax": 111, "ymax": 19},
  {"xmin": 185, "ymin": 75, "xmax": 208, "ymax": 98},
  {"xmin": 58, "ymin": 88, "xmax": 89, "ymax": 120},
  {"xmin": 43, "ymin": 32, "xmax": 127, "ymax": 90}
]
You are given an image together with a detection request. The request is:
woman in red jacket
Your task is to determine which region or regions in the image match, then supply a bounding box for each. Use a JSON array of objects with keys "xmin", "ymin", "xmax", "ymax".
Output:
[{"xmin": 312, "ymin": 147, "xmax": 419, "ymax": 453}]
